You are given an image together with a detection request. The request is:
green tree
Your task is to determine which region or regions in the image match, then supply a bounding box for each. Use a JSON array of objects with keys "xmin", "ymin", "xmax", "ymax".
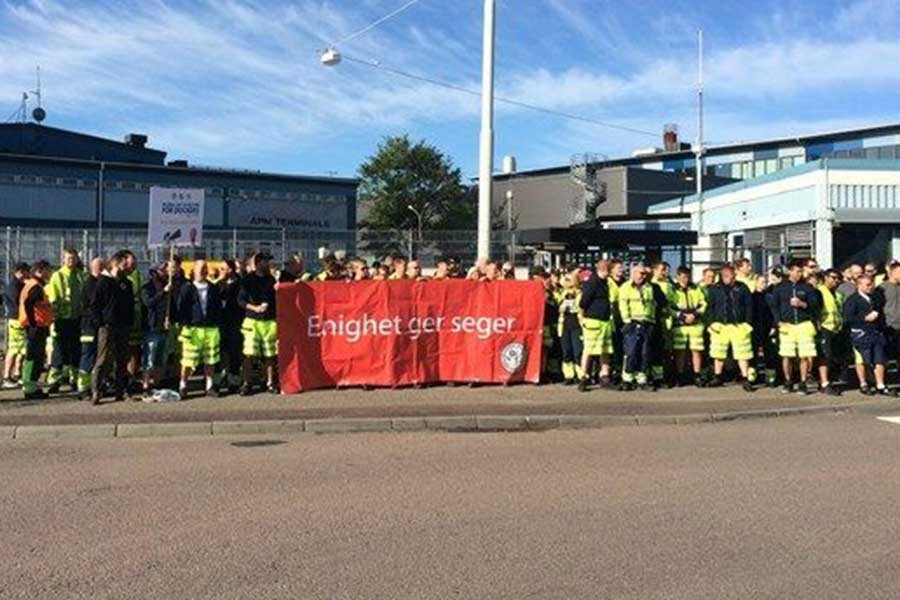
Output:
[{"xmin": 358, "ymin": 136, "xmax": 473, "ymax": 256}]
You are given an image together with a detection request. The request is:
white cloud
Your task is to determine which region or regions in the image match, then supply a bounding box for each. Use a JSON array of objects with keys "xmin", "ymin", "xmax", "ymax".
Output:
[{"xmin": 1, "ymin": 0, "xmax": 898, "ymax": 174}]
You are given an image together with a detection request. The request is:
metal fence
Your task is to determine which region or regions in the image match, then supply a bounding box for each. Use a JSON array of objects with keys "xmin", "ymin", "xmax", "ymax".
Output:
[{"xmin": 0, "ymin": 225, "xmax": 524, "ymax": 281}]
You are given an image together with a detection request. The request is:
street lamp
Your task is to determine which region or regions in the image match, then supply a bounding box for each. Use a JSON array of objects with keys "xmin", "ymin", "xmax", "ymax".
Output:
[
  {"xmin": 320, "ymin": 0, "xmax": 495, "ymax": 261},
  {"xmin": 407, "ymin": 204, "xmax": 423, "ymax": 258}
]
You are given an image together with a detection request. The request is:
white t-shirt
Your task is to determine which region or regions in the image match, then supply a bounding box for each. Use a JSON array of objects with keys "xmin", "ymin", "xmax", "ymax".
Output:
[{"xmin": 194, "ymin": 281, "xmax": 209, "ymax": 318}]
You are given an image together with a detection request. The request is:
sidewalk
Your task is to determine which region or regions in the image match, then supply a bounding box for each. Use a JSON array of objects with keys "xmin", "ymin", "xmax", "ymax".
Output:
[{"xmin": 0, "ymin": 383, "xmax": 893, "ymax": 428}]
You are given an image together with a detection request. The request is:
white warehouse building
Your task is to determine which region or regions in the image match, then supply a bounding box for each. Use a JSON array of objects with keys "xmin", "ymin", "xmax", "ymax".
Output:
[{"xmin": 647, "ymin": 159, "xmax": 900, "ymax": 274}]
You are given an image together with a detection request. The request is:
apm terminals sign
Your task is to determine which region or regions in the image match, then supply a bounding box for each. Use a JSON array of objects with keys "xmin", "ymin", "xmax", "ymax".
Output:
[{"xmin": 148, "ymin": 187, "xmax": 205, "ymax": 247}]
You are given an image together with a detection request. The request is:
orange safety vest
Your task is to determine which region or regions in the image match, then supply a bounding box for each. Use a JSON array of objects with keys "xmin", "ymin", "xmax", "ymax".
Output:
[{"xmin": 18, "ymin": 278, "xmax": 55, "ymax": 328}]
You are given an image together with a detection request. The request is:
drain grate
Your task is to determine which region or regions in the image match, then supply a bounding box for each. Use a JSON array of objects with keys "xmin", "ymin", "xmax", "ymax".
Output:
[{"xmin": 230, "ymin": 440, "xmax": 287, "ymax": 448}]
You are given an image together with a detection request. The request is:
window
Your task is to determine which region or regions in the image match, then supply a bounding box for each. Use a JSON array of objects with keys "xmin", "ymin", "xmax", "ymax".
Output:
[{"xmin": 765, "ymin": 159, "xmax": 777, "ymax": 174}]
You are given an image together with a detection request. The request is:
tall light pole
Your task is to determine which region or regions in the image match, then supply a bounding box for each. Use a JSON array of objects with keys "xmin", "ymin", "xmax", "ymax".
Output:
[
  {"xmin": 694, "ymin": 29, "xmax": 705, "ymax": 236},
  {"xmin": 477, "ymin": 0, "xmax": 496, "ymax": 260},
  {"xmin": 407, "ymin": 204, "xmax": 423, "ymax": 258}
]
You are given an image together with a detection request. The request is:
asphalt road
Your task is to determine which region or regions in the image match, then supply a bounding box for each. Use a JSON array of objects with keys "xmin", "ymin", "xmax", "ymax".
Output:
[{"xmin": 2, "ymin": 415, "xmax": 900, "ymax": 599}]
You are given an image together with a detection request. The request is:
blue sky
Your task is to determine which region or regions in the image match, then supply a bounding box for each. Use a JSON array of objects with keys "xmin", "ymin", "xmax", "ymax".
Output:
[{"xmin": 3, "ymin": 0, "xmax": 900, "ymax": 179}]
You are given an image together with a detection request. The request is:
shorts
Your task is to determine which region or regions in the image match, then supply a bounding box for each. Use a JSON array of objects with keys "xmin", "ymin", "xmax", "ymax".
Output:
[
  {"xmin": 241, "ymin": 318, "xmax": 278, "ymax": 358},
  {"xmin": 709, "ymin": 322, "xmax": 753, "ymax": 361},
  {"xmin": 851, "ymin": 329, "xmax": 888, "ymax": 366},
  {"xmin": 779, "ymin": 321, "xmax": 817, "ymax": 359},
  {"xmin": 180, "ymin": 326, "xmax": 221, "ymax": 369},
  {"xmin": 142, "ymin": 332, "xmax": 168, "ymax": 371},
  {"xmin": 5, "ymin": 320, "xmax": 26, "ymax": 357},
  {"xmin": 672, "ymin": 324, "xmax": 705, "ymax": 352},
  {"xmin": 582, "ymin": 318, "xmax": 614, "ymax": 356},
  {"xmin": 816, "ymin": 328, "xmax": 839, "ymax": 363}
]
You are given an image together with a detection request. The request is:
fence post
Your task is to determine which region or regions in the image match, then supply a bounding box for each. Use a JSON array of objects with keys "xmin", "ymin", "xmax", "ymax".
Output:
[
  {"xmin": 281, "ymin": 227, "xmax": 287, "ymax": 263},
  {"xmin": 4, "ymin": 226, "xmax": 10, "ymax": 281},
  {"xmin": 232, "ymin": 228, "xmax": 238, "ymax": 259},
  {"xmin": 407, "ymin": 229, "xmax": 414, "ymax": 259},
  {"xmin": 14, "ymin": 226, "xmax": 21, "ymax": 262}
]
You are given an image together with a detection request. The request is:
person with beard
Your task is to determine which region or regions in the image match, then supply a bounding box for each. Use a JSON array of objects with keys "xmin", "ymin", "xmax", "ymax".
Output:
[{"xmin": 89, "ymin": 251, "xmax": 134, "ymax": 404}]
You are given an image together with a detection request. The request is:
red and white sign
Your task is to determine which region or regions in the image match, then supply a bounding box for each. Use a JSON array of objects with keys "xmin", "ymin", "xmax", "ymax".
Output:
[{"xmin": 277, "ymin": 280, "xmax": 545, "ymax": 393}]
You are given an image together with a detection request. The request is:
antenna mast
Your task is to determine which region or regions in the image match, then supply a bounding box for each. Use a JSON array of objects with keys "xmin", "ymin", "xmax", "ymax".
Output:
[{"xmin": 30, "ymin": 66, "xmax": 46, "ymax": 123}]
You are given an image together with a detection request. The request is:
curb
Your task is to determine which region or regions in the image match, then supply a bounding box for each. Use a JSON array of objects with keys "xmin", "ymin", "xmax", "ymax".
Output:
[{"xmin": 1, "ymin": 400, "xmax": 886, "ymax": 441}]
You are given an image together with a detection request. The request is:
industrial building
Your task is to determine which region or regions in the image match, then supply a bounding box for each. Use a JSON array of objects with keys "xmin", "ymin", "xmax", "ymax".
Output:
[
  {"xmin": 648, "ymin": 159, "xmax": 900, "ymax": 274},
  {"xmin": 494, "ymin": 122, "xmax": 900, "ymax": 268},
  {"xmin": 0, "ymin": 123, "xmax": 358, "ymax": 261}
]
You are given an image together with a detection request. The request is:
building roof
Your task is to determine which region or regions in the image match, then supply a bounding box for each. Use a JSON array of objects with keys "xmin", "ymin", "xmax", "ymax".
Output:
[
  {"xmin": 495, "ymin": 122, "xmax": 900, "ymax": 181},
  {"xmin": 0, "ymin": 122, "xmax": 358, "ymax": 186},
  {"xmin": 647, "ymin": 158, "xmax": 900, "ymax": 213},
  {"xmin": 0, "ymin": 122, "xmax": 168, "ymax": 165}
]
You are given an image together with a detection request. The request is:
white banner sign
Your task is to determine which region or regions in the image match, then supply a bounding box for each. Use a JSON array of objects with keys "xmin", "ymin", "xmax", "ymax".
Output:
[{"xmin": 148, "ymin": 187, "xmax": 205, "ymax": 247}]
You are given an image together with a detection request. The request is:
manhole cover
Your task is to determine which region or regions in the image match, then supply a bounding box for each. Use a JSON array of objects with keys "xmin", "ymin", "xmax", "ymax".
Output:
[{"xmin": 230, "ymin": 440, "xmax": 287, "ymax": 448}]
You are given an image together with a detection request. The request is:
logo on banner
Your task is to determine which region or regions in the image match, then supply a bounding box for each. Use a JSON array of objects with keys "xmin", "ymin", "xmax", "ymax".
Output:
[{"xmin": 500, "ymin": 342, "xmax": 526, "ymax": 374}]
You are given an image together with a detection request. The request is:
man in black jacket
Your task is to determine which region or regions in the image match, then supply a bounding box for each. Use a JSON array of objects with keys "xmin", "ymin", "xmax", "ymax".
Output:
[
  {"xmin": 769, "ymin": 259, "xmax": 821, "ymax": 395},
  {"xmin": 90, "ymin": 251, "xmax": 135, "ymax": 405},
  {"xmin": 218, "ymin": 259, "xmax": 244, "ymax": 394},
  {"xmin": 705, "ymin": 264, "xmax": 755, "ymax": 392},
  {"xmin": 76, "ymin": 257, "xmax": 104, "ymax": 400},
  {"xmin": 577, "ymin": 259, "xmax": 614, "ymax": 391},
  {"xmin": 140, "ymin": 264, "xmax": 170, "ymax": 398},
  {"xmin": 843, "ymin": 275, "xmax": 894, "ymax": 395},
  {"xmin": 176, "ymin": 260, "xmax": 223, "ymax": 399}
]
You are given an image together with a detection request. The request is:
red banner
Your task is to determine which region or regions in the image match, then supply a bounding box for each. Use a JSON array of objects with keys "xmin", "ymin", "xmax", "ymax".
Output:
[{"xmin": 277, "ymin": 280, "xmax": 545, "ymax": 393}]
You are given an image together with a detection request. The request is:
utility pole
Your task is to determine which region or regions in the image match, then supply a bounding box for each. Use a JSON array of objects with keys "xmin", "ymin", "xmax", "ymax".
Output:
[{"xmin": 477, "ymin": 0, "xmax": 495, "ymax": 260}]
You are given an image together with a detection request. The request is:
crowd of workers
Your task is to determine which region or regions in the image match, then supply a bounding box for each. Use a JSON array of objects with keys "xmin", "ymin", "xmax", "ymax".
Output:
[
  {"xmin": 539, "ymin": 256, "xmax": 900, "ymax": 396},
  {"xmin": 0, "ymin": 250, "xmax": 516, "ymax": 403},
  {"xmin": 2, "ymin": 248, "xmax": 899, "ymax": 402}
]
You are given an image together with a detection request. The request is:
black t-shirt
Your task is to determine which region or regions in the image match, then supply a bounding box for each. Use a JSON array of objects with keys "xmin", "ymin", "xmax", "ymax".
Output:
[{"xmin": 238, "ymin": 272, "xmax": 277, "ymax": 320}]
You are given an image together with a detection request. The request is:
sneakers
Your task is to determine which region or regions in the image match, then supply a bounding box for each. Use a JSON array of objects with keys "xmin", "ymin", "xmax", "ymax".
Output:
[
  {"xmin": 781, "ymin": 383, "xmax": 794, "ymax": 395},
  {"xmin": 577, "ymin": 378, "xmax": 589, "ymax": 393},
  {"xmin": 23, "ymin": 389, "xmax": 48, "ymax": 400},
  {"xmin": 206, "ymin": 387, "xmax": 221, "ymax": 398},
  {"xmin": 707, "ymin": 376, "xmax": 723, "ymax": 388},
  {"xmin": 598, "ymin": 375, "xmax": 613, "ymax": 389},
  {"xmin": 820, "ymin": 384, "xmax": 841, "ymax": 397},
  {"xmin": 46, "ymin": 383, "xmax": 61, "ymax": 394},
  {"xmin": 877, "ymin": 387, "xmax": 897, "ymax": 397},
  {"xmin": 563, "ymin": 379, "xmax": 576, "ymax": 386},
  {"xmin": 266, "ymin": 384, "xmax": 279, "ymax": 395},
  {"xmin": 618, "ymin": 382, "xmax": 635, "ymax": 392},
  {"xmin": 239, "ymin": 383, "xmax": 253, "ymax": 397},
  {"xmin": 795, "ymin": 383, "xmax": 809, "ymax": 396},
  {"xmin": 2, "ymin": 379, "xmax": 20, "ymax": 390},
  {"xmin": 859, "ymin": 384, "xmax": 874, "ymax": 396},
  {"xmin": 741, "ymin": 380, "xmax": 756, "ymax": 393}
]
